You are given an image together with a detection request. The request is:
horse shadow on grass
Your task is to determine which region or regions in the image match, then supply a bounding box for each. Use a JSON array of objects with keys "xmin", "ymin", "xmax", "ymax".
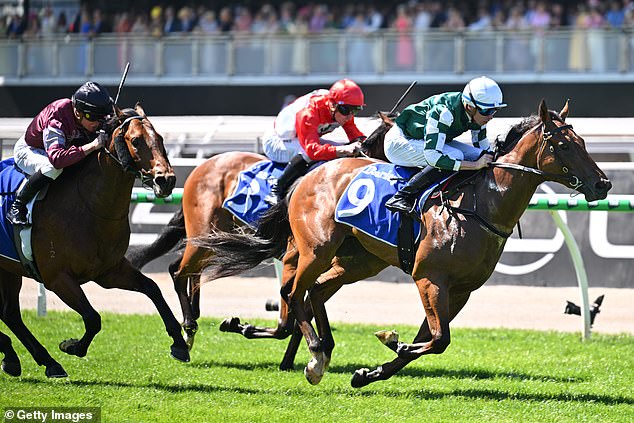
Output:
[
  {"xmin": 13, "ymin": 375, "xmax": 634, "ymax": 405},
  {"xmin": 191, "ymin": 359, "xmax": 587, "ymax": 384}
]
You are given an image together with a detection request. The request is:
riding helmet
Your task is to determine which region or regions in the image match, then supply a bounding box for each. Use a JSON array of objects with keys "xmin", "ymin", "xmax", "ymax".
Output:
[
  {"xmin": 462, "ymin": 76, "xmax": 507, "ymax": 110},
  {"xmin": 329, "ymin": 79, "xmax": 365, "ymax": 107},
  {"xmin": 72, "ymin": 81, "xmax": 115, "ymax": 121}
]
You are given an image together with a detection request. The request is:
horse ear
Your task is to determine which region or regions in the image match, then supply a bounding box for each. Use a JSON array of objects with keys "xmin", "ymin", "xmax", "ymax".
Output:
[
  {"xmin": 559, "ymin": 99, "xmax": 570, "ymax": 120},
  {"xmin": 539, "ymin": 99, "xmax": 550, "ymax": 123},
  {"xmin": 135, "ymin": 102, "xmax": 147, "ymax": 118}
]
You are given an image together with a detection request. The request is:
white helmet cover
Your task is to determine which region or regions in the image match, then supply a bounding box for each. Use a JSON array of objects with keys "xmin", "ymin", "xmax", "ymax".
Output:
[{"xmin": 462, "ymin": 76, "xmax": 507, "ymax": 110}]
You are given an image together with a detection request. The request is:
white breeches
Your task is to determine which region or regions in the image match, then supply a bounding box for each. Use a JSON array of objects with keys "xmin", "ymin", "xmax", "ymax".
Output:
[
  {"xmin": 383, "ymin": 124, "xmax": 483, "ymax": 168},
  {"xmin": 13, "ymin": 137, "xmax": 63, "ymax": 179}
]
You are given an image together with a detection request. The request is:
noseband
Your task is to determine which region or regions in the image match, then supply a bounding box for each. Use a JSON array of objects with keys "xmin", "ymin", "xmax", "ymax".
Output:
[
  {"xmin": 491, "ymin": 121, "xmax": 583, "ymax": 191},
  {"xmin": 104, "ymin": 114, "xmax": 154, "ymax": 187}
]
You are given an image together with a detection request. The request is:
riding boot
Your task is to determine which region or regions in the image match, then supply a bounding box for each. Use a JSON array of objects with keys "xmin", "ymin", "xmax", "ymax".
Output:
[
  {"xmin": 264, "ymin": 155, "xmax": 311, "ymax": 205},
  {"xmin": 385, "ymin": 166, "xmax": 451, "ymax": 219},
  {"xmin": 7, "ymin": 171, "xmax": 52, "ymax": 226}
]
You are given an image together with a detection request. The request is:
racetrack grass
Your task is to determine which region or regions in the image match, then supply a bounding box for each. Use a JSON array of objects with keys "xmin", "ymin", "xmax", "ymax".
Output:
[{"xmin": 0, "ymin": 311, "xmax": 632, "ymax": 423}]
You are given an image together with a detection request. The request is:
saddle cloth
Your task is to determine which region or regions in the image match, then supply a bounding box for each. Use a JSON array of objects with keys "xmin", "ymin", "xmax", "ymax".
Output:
[
  {"xmin": 335, "ymin": 163, "xmax": 444, "ymax": 247},
  {"xmin": 222, "ymin": 160, "xmax": 285, "ymax": 228},
  {"xmin": 0, "ymin": 158, "xmax": 36, "ymax": 262}
]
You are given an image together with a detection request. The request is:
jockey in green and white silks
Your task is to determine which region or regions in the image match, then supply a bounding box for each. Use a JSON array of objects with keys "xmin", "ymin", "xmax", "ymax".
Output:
[{"xmin": 383, "ymin": 76, "xmax": 508, "ymax": 219}]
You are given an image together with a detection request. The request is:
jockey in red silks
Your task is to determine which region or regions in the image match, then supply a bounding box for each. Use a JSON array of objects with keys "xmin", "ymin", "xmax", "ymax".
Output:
[
  {"xmin": 7, "ymin": 81, "xmax": 114, "ymax": 226},
  {"xmin": 261, "ymin": 78, "xmax": 367, "ymax": 205}
]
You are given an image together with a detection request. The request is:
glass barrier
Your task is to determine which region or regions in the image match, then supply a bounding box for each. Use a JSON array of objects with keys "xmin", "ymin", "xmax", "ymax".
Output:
[{"xmin": 1, "ymin": 29, "xmax": 631, "ymax": 80}]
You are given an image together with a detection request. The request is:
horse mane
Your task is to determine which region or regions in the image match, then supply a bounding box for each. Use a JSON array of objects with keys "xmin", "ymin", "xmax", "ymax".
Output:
[
  {"xmin": 498, "ymin": 110, "xmax": 563, "ymax": 153},
  {"xmin": 101, "ymin": 108, "xmax": 140, "ymax": 135}
]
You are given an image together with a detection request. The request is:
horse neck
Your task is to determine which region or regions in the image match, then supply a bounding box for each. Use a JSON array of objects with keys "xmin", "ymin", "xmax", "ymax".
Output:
[
  {"xmin": 78, "ymin": 151, "xmax": 135, "ymax": 216},
  {"xmin": 477, "ymin": 131, "xmax": 544, "ymax": 233}
]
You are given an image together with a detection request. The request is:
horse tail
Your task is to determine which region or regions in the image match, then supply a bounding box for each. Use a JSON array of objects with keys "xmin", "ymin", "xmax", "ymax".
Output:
[
  {"xmin": 193, "ymin": 201, "xmax": 290, "ymax": 280},
  {"xmin": 126, "ymin": 208, "xmax": 186, "ymax": 269}
]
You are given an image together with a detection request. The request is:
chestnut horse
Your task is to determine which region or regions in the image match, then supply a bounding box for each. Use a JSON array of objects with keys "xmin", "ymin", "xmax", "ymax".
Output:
[
  {"xmin": 194, "ymin": 100, "xmax": 611, "ymax": 386},
  {"xmin": 126, "ymin": 115, "xmax": 391, "ymax": 356},
  {"xmin": 0, "ymin": 104, "xmax": 189, "ymax": 379}
]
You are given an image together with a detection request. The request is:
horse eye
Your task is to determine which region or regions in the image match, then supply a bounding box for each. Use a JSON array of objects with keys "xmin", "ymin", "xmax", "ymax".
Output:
[{"xmin": 558, "ymin": 141, "xmax": 569, "ymax": 150}]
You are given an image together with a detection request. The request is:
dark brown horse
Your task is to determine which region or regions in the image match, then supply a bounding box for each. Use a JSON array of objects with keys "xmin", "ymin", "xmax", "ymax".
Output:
[
  {"xmin": 0, "ymin": 104, "xmax": 189, "ymax": 379},
  {"xmin": 125, "ymin": 114, "xmax": 392, "ymax": 356},
  {"xmin": 194, "ymin": 100, "xmax": 611, "ymax": 386}
]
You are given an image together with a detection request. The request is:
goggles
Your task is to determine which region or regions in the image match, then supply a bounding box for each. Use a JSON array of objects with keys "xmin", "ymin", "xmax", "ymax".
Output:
[
  {"xmin": 82, "ymin": 111, "xmax": 108, "ymax": 123},
  {"xmin": 336, "ymin": 104, "xmax": 363, "ymax": 116},
  {"xmin": 468, "ymin": 85, "xmax": 500, "ymax": 117}
]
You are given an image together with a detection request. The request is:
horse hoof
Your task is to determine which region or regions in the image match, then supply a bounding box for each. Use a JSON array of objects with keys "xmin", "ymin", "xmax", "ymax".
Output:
[
  {"xmin": 184, "ymin": 333, "xmax": 196, "ymax": 351},
  {"xmin": 59, "ymin": 339, "xmax": 86, "ymax": 357},
  {"xmin": 304, "ymin": 366, "xmax": 323, "ymax": 385},
  {"xmin": 279, "ymin": 360, "xmax": 295, "ymax": 372},
  {"xmin": 170, "ymin": 346, "xmax": 190, "ymax": 363},
  {"xmin": 219, "ymin": 317, "xmax": 240, "ymax": 333},
  {"xmin": 1, "ymin": 359, "xmax": 21, "ymax": 377},
  {"xmin": 351, "ymin": 368, "xmax": 370, "ymax": 388},
  {"xmin": 45, "ymin": 363, "xmax": 68, "ymax": 378}
]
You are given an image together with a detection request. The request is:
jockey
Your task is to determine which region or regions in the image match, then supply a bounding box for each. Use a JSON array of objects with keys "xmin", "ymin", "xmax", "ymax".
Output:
[
  {"xmin": 383, "ymin": 76, "xmax": 507, "ymax": 218},
  {"xmin": 261, "ymin": 78, "xmax": 367, "ymax": 204},
  {"xmin": 7, "ymin": 81, "xmax": 114, "ymax": 226}
]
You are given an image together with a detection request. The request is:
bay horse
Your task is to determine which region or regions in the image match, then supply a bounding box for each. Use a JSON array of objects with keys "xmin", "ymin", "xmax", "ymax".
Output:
[
  {"xmin": 193, "ymin": 99, "xmax": 611, "ymax": 386},
  {"xmin": 125, "ymin": 114, "xmax": 391, "ymax": 357},
  {"xmin": 0, "ymin": 104, "xmax": 189, "ymax": 379}
]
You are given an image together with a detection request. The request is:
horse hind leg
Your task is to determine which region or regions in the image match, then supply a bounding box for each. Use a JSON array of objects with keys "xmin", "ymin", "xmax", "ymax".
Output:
[
  {"xmin": 0, "ymin": 274, "xmax": 66, "ymax": 378},
  {"xmin": 0, "ymin": 330, "xmax": 21, "ymax": 377}
]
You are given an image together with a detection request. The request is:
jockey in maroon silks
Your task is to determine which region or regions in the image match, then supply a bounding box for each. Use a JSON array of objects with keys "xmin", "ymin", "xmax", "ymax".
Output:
[
  {"xmin": 7, "ymin": 81, "xmax": 114, "ymax": 226},
  {"xmin": 261, "ymin": 78, "xmax": 367, "ymax": 205}
]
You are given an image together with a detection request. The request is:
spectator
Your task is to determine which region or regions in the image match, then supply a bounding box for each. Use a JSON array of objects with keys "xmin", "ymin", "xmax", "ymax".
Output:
[
  {"xmin": 163, "ymin": 6, "xmax": 182, "ymax": 34},
  {"xmin": 468, "ymin": 6, "xmax": 493, "ymax": 31},
  {"xmin": 393, "ymin": 4, "xmax": 415, "ymax": 70},
  {"xmin": 195, "ymin": 10, "xmax": 218, "ymax": 34},
  {"xmin": 218, "ymin": 7, "xmax": 233, "ymax": 33},
  {"xmin": 442, "ymin": 7, "xmax": 465, "ymax": 31},
  {"xmin": 114, "ymin": 12, "xmax": 133, "ymax": 34},
  {"xmin": 605, "ymin": 1, "xmax": 625, "ymax": 28},
  {"xmin": 40, "ymin": 7, "xmax": 56, "ymax": 37}
]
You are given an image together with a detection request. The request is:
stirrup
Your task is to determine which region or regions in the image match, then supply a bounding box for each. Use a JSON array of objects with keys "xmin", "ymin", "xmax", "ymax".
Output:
[
  {"xmin": 385, "ymin": 198, "xmax": 420, "ymax": 222},
  {"xmin": 7, "ymin": 205, "xmax": 30, "ymax": 226}
]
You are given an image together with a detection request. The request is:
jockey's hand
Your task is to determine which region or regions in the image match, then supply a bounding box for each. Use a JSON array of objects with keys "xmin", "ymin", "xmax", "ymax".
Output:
[
  {"xmin": 475, "ymin": 154, "xmax": 494, "ymax": 169},
  {"xmin": 96, "ymin": 130, "xmax": 109, "ymax": 149},
  {"xmin": 336, "ymin": 141, "xmax": 362, "ymax": 158}
]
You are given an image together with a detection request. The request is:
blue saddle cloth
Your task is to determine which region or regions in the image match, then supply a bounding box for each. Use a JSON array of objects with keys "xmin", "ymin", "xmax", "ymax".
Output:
[
  {"xmin": 335, "ymin": 163, "xmax": 443, "ymax": 247},
  {"xmin": 0, "ymin": 158, "xmax": 26, "ymax": 261},
  {"xmin": 222, "ymin": 160, "xmax": 285, "ymax": 228}
]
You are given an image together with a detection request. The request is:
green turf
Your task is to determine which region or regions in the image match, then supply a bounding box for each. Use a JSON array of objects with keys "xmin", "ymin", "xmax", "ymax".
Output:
[{"xmin": 0, "ymin": 311, "xmax": 632, "ymax": 422}]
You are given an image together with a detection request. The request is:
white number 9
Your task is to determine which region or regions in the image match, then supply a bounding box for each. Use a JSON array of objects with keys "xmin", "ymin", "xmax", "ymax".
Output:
[{"xmin": 337, "ymin": 179, "xmax": 375, "ymax": 218}]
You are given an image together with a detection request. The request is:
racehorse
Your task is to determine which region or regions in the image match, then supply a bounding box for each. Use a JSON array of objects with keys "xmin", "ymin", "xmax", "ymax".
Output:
[
  {"xmin": 0, "ymin": 104, "xmax": 189, "ymax": 379},
  {"xmin": 125, "ymin": 114, "xmax": 392, "ymax": 356},
  {"xmin": 193, "ymin": 99, "xmax": 611, "ymax": 386}
]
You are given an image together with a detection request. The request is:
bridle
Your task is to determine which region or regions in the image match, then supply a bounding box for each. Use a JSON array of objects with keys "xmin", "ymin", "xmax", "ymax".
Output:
[
  {"xmin": 103, "ymin": 114, "xmax": 154, "ymax": 188},
  {"xmin": 491, "ymin": 120, "xmax": 583, "ymax": 192},
  {"xmin": 443, "ymin": 118, "xmax": 583, "ymax": 239}
]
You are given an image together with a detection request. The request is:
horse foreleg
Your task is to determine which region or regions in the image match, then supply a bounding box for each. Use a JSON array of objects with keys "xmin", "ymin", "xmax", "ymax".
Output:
[
  {"xmin": 352, "ymin": 291, "xmax": 471, "ymax": 388},
  {"xmin": 98, "ymin": 263, "xmax": 190, "ymax": 363}
]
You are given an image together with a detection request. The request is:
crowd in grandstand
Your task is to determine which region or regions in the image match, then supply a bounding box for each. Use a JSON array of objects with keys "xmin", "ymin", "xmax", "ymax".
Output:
[{"xmin": 3, "ymin": 0, "xmax": 634, "ymax": 39}]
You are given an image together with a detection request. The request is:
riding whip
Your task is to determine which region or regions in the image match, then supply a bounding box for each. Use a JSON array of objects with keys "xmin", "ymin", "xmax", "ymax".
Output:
[
  {"xmin": 388, "ymin": 80, "xmax": 417, "ymax": 116},
  {"xmin": 114, "ymin": 62, "xmax": 130, "ymax": 105}
]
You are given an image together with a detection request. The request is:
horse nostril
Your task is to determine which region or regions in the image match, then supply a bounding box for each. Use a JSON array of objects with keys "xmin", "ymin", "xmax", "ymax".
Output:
[{"xmin": 596, "ymin": 179, "xmax": 612, "ymax": 192}]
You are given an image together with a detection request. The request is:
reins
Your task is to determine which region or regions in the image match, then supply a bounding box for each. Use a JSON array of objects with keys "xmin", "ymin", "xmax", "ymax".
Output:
[{"xmin": 440, "ymin": 120, "xmax": 579, "ymax": 239}]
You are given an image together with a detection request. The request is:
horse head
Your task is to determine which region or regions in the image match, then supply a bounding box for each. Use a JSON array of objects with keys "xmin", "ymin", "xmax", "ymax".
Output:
[
  {"xmin": 497, "ymin": 99, "xmax": 611, "ymax": 202},
  {"xmin": 110, "ymin": 103, "xmax": 176, "ymax": 198}
]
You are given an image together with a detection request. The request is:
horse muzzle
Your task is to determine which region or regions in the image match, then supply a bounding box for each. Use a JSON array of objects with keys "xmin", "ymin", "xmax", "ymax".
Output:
[
  {"xmin": 152, "ymin": 173, "xmax": 177, "ymax": 198},
  {"xmin": 582, "ymin": 177, "xmax": 612, "ymax": 202}
]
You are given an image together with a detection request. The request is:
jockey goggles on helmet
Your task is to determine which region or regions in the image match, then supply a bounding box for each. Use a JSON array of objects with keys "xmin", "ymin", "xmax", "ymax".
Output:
[
  {"xmin": 468, "ymin": 87, "xmax": 499, "ymax": 116},
  {"xmin": 336, "ymin": 104, "xmax": 363, "ymax": 116},
  {"xmin": 463, "ymin": 76, "xmax": 507, "ymax": 117}
]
